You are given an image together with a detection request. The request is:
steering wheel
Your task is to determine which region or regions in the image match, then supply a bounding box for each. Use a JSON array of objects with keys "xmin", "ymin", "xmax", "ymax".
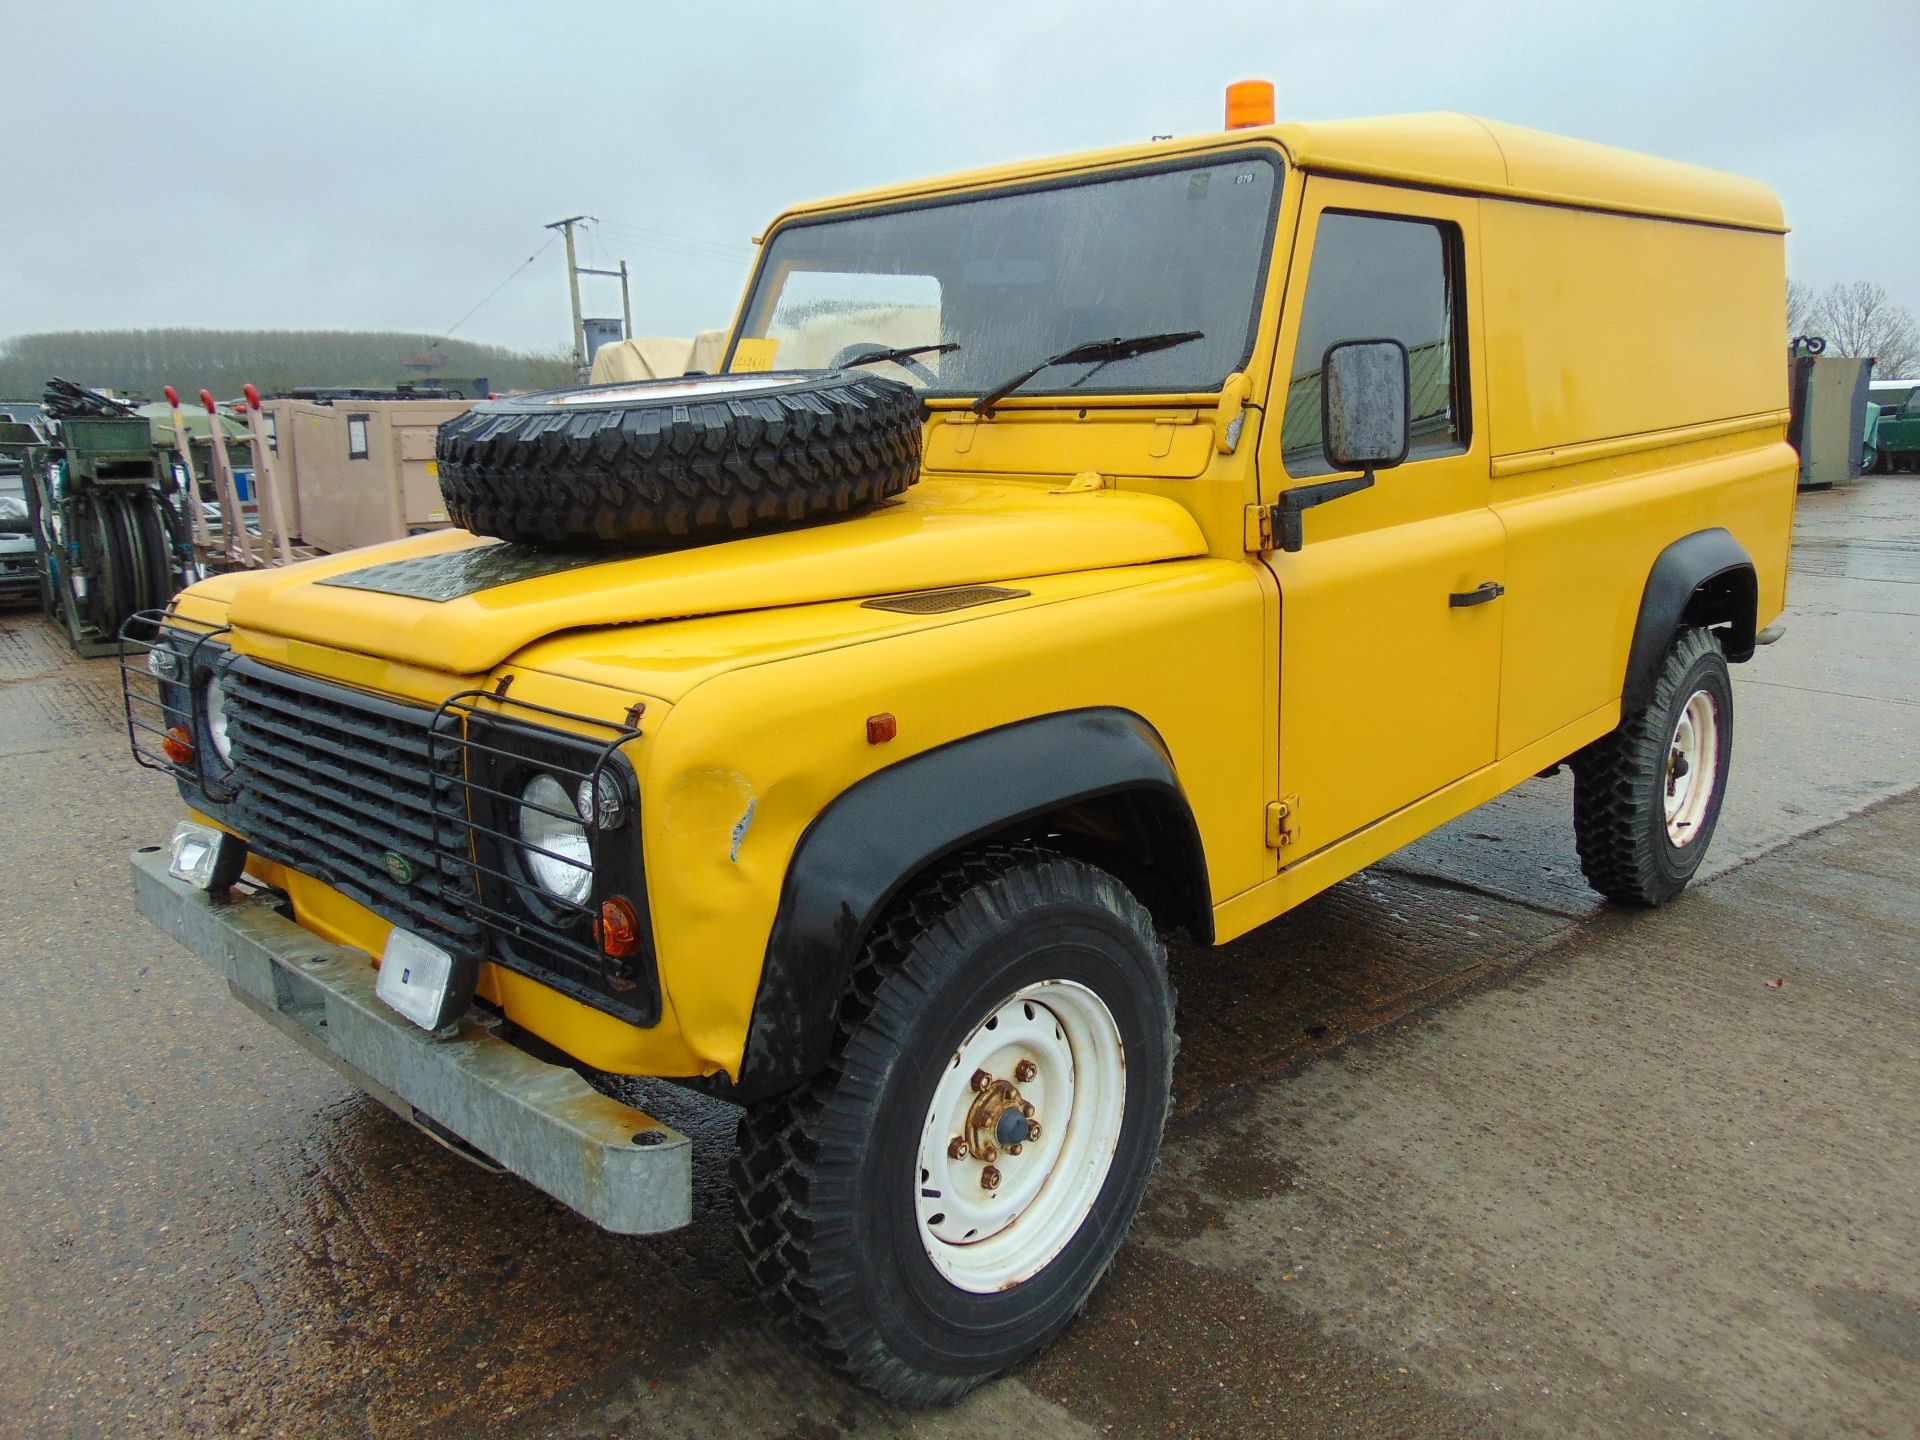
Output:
[{"xmin": 831, "ymin": 342, "xmax": 940, "ymax": 384}]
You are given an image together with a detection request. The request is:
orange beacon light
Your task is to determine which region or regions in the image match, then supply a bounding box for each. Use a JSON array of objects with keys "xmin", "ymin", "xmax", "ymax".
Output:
[{"xmin": 1225, "ymin": 79, "xmax": 1275, "ymax": 130}]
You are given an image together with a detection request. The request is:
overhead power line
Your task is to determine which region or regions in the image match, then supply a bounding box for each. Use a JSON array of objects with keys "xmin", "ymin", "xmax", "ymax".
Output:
[
  {"xmin": 432, "ymin": 234, "xmax": 561, "ymax": 349},
  {"xmin": 595, "ymin": 217, "xmax": 754, "ymax": 251},
  {"xmin": 593, "ymin": 219, "xmax": 755, "ymax": 264}
]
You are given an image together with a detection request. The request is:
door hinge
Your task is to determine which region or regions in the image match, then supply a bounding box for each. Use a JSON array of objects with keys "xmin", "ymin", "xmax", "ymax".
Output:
[
  {"xmin": 1244, "ymin": 503, "xmax": 1275, "ymax": 552},
  {"xmin": 1266, "ymin": 796, "xmax": 1298, "ymax": 848}
]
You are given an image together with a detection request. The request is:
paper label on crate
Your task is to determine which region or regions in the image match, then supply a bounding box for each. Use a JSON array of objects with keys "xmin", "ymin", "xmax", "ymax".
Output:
[{"xmin": 729, "ymin": 338, "xmax": 779, "ymax": 373}]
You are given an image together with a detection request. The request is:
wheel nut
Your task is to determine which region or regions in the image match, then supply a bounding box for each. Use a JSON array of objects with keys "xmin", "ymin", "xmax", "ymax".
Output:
[
  {"xmin": 1006, "ymin": 1144, "xmax": 1023, "ymax": 1157},
  {"xmin": 1020, "ymin": 1101, "xmax": 1035, "ymax": 1117},
  {"xmin": 970, "ymin": 1069, "xmax": 992, "ymax": 1093},
  {"xmin": 947, "ymin": 1136, "xmax": 968, "ymax": 1160},
  {"xmin": 1014, "ymin": 1059, "xmax": 1037, "ymax": 1083},
  {"xmin": 981, "ymin": 1165, "xmax": 1001, "ymax": 1191},
  {"xmin": 1027, "ymin": 1119, "xmax": 1042, "ymax": 1141}
]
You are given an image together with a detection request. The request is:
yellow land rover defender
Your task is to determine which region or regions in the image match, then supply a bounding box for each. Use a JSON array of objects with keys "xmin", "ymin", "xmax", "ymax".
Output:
[{"xmin": 126, "ymin": 106, "xmax": 1794, "ymax": 1404}]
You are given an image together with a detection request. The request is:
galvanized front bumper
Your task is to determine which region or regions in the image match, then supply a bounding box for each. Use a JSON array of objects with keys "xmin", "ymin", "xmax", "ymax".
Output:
[{"xmin": 130, "ymin": 848, "xmax": 691, "ymax": 1235}]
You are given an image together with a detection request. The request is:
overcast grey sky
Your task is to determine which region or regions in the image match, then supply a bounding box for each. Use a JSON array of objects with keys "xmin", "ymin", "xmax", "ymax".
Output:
[{"xmin": 5, "ymin": 1, "xmax": 1914, "ymax": 354}]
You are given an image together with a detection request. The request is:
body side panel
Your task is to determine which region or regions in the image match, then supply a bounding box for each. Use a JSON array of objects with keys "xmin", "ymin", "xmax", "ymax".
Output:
[
  {"xmin": 1479, "ymin": 194, "xmax": 1794, "ymax": 754},
  {"xmin": 1494, "ymin": 438, "xmax": 1792, "ymax": 753},
  {"xmin": 1478, "ymin": 200, "xmax": 1788, "ymax": 458}
]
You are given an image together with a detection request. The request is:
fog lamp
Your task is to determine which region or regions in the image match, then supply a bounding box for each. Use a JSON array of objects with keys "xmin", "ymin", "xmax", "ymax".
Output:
[
  {"xmin": 167, "ymin": 821, "xmax": 247, "ymax": 892},
  {"xmin": 377, "ymin": 927, "xmax": 474, "ymax": 1032}
]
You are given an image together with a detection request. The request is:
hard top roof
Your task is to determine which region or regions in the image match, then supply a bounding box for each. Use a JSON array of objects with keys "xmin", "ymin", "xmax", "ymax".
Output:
[{"xmin": 770, "ymin": 112, "xmax": 1785, "ymax": 236}]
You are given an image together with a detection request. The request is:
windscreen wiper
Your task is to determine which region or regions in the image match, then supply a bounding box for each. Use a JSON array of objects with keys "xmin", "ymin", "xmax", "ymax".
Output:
[
  {"xmin": 971, "ymin": 330, "xmax": 1205, "ymax": 414},
  {"xmin": 839, "ymin": 342, "xmax": 960, "ymax": 368}
]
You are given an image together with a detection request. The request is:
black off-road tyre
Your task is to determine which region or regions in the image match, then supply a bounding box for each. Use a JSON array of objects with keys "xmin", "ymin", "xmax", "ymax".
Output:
[
  {"xmin": 1572, "ymin": 627, "xmax": 1734, "ymax": 906},
  {"xmin": 126, "ymin": 490, "xmax": 175, "ymax": 615},
  {"xmin": 731, "ymin": 847, "xmax": 1176, "ymax": 1406},
  {"xmin": 434, "ymin": 370, "xmax": 921, "ymax": 550}
]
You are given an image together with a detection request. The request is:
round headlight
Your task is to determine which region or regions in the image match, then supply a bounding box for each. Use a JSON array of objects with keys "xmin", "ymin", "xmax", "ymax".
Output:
[
  {"xmin": 203, "ymin": 676, "xmax": 234, "ymax": 765},
  {"xmin": 517, "ymin": 773, "xmax": 593, "ymax": 906}
]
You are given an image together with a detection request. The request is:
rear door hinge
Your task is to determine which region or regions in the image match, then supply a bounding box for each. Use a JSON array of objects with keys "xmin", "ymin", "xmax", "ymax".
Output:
[{"xmin": 1266, "ymin": 796, "xmax": 1298, "ymax": 848}]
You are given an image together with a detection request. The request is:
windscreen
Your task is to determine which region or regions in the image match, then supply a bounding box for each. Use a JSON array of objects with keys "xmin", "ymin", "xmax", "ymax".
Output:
[{"xmin": 731, "ymin": 154, "xmax": 1282, "ymax": 400}]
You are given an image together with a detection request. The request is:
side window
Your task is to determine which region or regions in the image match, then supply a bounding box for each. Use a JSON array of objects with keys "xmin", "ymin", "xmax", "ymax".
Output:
[{"xmin": 1281, "ymin": 212, "xmax": 1467, "ymax": 476}]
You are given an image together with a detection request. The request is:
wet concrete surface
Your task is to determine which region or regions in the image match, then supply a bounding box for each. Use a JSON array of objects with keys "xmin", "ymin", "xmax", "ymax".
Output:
[{"xmin": 1, "ymin": 476, "xmax": 1916, "ymax": 1437}]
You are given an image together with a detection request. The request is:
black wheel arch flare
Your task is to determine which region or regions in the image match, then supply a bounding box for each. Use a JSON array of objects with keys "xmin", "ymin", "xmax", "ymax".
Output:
[
  {"xmin": 732, "ymin": 707, "xmax": 1210, "ymax": 1102},
  {"xmin": 1623, "ymin": 528, "xmax": 1758, "ymax": 716}
]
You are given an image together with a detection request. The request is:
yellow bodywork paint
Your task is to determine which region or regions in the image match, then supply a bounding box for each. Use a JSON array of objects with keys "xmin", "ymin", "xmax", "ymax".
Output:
[{"xmin": 164, "ymin": 113, "xmax": 1794, "ymax": 1084}]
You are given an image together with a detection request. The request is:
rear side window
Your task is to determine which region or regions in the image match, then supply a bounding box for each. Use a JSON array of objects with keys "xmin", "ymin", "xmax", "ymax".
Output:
[{"xmin": 1282, "ymin": 212, "xmax": 1468, "ymax": 475}]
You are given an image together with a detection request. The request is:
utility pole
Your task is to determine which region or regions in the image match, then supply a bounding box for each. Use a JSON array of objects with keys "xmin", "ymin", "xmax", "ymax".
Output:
[
  {"xmin": 546, "ymin": 215, "xmax": 591, "ymax": 379},
  {"xmin": 575, "ymin": 253, "xmax": 635, "ymax": 346}
]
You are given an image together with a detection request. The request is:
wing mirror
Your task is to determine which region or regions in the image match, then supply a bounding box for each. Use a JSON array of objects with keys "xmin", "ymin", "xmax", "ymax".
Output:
[
  {"xmin": 1322, "ymin": 337, "xmax": 1410, "ymax": 472},
  {"xmin": 1276, "ymin": 338, "xmax": 1412, "ymax": 553}
]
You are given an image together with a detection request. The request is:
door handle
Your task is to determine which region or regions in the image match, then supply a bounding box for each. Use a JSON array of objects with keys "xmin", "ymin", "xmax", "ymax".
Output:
[{"xmin": 1449, "ymin": 581, "xmax": 1505, "ymax": 608}]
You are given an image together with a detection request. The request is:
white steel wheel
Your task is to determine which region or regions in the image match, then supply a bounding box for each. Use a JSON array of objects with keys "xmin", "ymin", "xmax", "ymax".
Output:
[
  {"xmin": 730, "ymin": 847, "xmax": 1176, "ymax": 1406},
  {"xmin": 914, "ymin": 980, "xmax": 1126, "ymax": 1292},
  {"xmin": 1665, "ymin": 687, "xmax": 1722, "ymax": 847}
]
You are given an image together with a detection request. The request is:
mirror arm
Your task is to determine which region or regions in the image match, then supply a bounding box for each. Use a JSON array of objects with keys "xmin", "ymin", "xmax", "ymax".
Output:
[{"xmin": 1273, "ymin": 471, "xmax": 1376, "ymax": 553}]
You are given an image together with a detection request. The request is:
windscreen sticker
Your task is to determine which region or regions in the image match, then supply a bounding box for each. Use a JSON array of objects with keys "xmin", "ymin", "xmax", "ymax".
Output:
[
  {"xmin": 317, "ymin": 543, "xmax": 623, "ymax": 602},
  {"xmin": 729, "ymin": 337, "xmax": 779, "ymax": 372}
]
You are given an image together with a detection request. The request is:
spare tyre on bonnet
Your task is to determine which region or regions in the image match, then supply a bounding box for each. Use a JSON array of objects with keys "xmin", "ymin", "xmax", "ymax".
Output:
[{"xmin": 433, "ymin": 369, "xmax": 922, "ymax": 550}]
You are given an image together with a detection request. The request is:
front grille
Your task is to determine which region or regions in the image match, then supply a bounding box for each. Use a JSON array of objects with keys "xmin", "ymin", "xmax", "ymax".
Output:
[
  {"xmin": 206, "ymin": 655, "xmax": 658, "ymax": 1027},
  {"xmin": 223, "ymin": 658, "xmax": 480, "ymax": 949}
]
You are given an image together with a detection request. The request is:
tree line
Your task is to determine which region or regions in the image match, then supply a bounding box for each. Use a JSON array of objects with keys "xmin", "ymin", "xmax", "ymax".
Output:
[
  {"xmin": 1787, "ymin": 281, "xmax": 1916, "ymax": 379},
  {"xmin": 0, "ymin": 329, "xmax": 577, "ymax": 401}
]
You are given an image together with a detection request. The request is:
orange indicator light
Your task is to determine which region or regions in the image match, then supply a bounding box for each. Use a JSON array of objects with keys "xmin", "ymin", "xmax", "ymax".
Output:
[
  {"xmin": 867, "ymin": 713, "xmax": 898, "ymax": 745},
  {"xmin": 599, "ymin": 897, "xmax": 640, "ymax": 959},
  {"xmin": 163, "ymin": 724, "xmax": 194, "ymax": 765}
]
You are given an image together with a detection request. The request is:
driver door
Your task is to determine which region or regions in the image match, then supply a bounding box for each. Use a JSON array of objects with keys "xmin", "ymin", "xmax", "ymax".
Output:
[{"xmin": 1258, "ymin": 181, "xmax": 1504, "ymax": 857}]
